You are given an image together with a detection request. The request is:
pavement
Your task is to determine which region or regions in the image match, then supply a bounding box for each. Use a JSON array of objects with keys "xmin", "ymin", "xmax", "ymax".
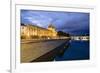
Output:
[{"xmin": 21, "ymin": 39, "xmax": 69, "ymax": 63}]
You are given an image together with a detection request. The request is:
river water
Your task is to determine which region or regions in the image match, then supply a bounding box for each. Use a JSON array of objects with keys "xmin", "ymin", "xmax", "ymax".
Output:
[{"xmin": 55, "ymin": 40, "xmax": 90, "ymax": 61}]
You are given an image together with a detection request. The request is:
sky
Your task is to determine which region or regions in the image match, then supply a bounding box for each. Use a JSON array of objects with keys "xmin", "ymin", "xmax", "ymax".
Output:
[{"xmin": 21, "ymin": 10, "xmax": 89, "ymax": 35}]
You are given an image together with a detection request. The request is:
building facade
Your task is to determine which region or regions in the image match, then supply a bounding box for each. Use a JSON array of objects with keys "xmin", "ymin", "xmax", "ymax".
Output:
[{"xmin": 21, "ymin": 24, "xmax": 57, "ymax": 39}]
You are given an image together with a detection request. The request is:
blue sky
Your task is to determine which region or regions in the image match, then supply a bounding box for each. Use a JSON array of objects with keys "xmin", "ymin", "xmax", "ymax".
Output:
[{"xmin": 21, "ymin": 10, "xmax": 89, "ymax": 35}]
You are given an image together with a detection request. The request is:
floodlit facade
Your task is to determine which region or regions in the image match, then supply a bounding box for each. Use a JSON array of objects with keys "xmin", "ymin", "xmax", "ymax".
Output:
[{"xmin": 21, "ymin": 23, "xmax": 57, "ymax": 39}]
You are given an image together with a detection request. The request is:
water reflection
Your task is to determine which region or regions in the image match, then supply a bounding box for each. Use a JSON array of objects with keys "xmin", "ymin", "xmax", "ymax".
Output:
[
  {"xmin": 56, "ymin": 42, "xmax": 70, "ymax": 57},
  {"xmin": 55, "ymin": 40, "xmax": 89, "ymax": 61},
  {"xmin": 31, "ymin": 40, "xmax": 89, "ymax": 62}
]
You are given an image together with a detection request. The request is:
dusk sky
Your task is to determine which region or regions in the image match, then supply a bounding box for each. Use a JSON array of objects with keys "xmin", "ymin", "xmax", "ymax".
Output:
[{"xmin": 21, "ymin": 10, "xmax": 89, "ymax": 35}]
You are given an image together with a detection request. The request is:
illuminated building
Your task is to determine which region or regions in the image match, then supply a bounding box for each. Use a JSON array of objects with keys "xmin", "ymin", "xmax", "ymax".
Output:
[{"xmin": 21, "ymin": 23, "xmax": 57, "ymax": 39}]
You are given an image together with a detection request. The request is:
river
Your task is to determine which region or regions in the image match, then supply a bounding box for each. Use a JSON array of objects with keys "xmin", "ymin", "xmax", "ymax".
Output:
[{"xmin": 55, "ymin": 40, "xmax": 90, "ymax": 61}]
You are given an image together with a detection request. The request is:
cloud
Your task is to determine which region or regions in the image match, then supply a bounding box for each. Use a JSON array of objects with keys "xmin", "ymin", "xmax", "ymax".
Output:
[{"xmin": 21, "ymin": 10, "xmax": 89, "ymax": 35}]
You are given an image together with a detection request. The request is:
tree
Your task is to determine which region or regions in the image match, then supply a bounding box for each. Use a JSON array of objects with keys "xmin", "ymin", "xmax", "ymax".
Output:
[{"xmin": 57, "ymin": 31, "xmax": 70, "ymax": 37}]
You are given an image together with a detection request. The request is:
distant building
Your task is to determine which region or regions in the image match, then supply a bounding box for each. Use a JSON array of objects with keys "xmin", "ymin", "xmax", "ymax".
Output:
[
  {"xmin": 71, "ymin": 36, "xmax": 89, "ymax": 41},
  {"xmin": 21, "ymin": 23, "xmax": 57, "ymax": 39}
]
